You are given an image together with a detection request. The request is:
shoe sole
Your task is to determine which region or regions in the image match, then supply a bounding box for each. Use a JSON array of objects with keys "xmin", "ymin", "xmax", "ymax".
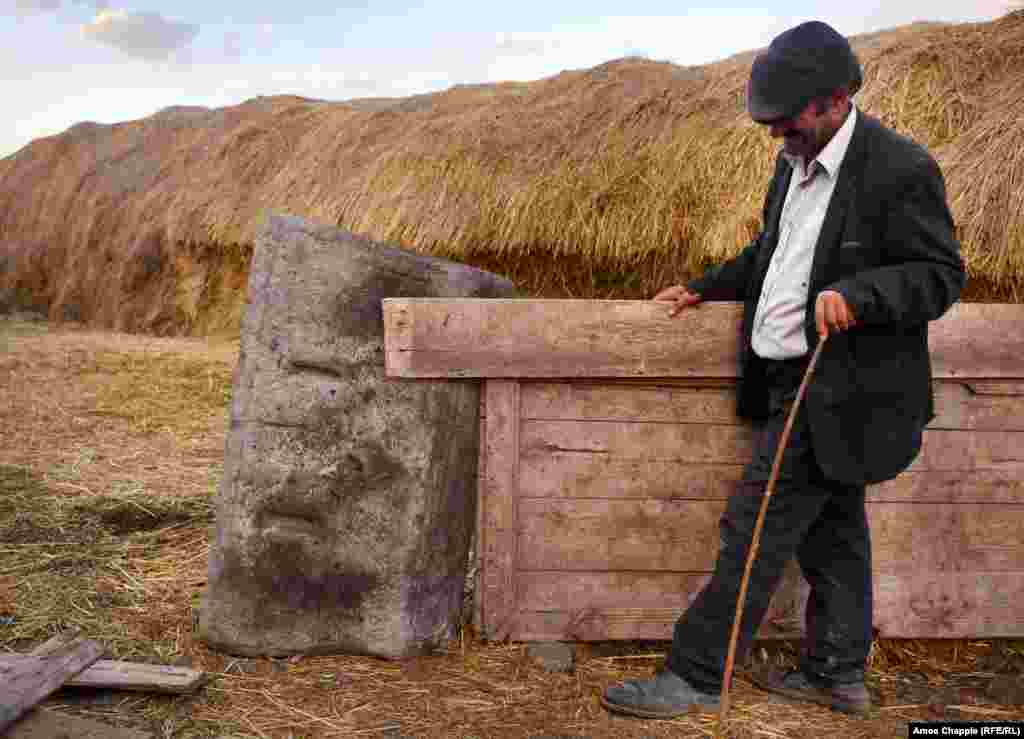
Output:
[
  {"xmin": 599, "ymin": 694, "xmax": 720, "ymax": 719},
  {"xmin": 749, "ymin": 674, "xmax": 870, "ymax": 715}
]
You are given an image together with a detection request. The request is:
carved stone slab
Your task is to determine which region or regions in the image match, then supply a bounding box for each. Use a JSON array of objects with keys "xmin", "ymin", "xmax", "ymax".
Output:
[{"xmin": 199, "ymin": 214, "xmax": 516, "ymax": 658}]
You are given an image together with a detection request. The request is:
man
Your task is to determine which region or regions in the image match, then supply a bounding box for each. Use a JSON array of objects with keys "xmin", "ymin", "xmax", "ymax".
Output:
[{"xmin": 601, "ymin": 20, "xmax": 964, "ymax": 718}]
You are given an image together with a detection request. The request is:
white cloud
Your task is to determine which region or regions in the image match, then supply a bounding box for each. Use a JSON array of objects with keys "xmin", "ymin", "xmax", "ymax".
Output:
[
  {"xmin": 13, "ymin": 0, "xmax": 61, "ymax": 13},
  {"xmin": 494, "ymin": 32, "xmax": 560, "ymax": 58},
  {"xmin": 223, "ymin": 30, "xmax": 242, "ymax": 59},
  {"xmin": 81, "ymin": 8, "xmax": 198, "ymax": 60}
]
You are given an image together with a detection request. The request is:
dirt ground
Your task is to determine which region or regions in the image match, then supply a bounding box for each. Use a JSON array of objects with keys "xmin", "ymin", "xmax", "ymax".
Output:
[{"xmin": 1, "ymin": 316, "xmax": 1021, "ymax": 738}]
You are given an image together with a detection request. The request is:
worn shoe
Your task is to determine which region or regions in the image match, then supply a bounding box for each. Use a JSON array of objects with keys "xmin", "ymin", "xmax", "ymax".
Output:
[
  {"xmin": 750, "ymin": 668, "xmax": 871, "ymax": 715},
  {"xmin": 601, "ymin": 669, "xmax": 720, "ymax": 719}
]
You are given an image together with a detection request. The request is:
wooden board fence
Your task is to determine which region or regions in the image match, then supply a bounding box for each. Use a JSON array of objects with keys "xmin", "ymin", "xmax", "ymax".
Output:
[{"xmin": 384, "ymin": 300, "xmax": 1024, "ymax": 641}]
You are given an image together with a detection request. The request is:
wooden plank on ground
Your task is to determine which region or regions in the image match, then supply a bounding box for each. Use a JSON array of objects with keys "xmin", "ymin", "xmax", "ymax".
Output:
[
  {"xmin": 383, "ymin": 299, "xmax": 1024, "ymax": 379},
  {"xmin": 27, "ymin": 635, "xmax": 205, "ymax": 693},
  {"xmin": 516, "ymin": 499, "xmax": 1024, "ymax": 572},
  {"xmin": 510, "ymin": 571, "xmax": 1024, "ymax": 641},
  {"xmin": 0, "ymin": 634, "xmax": 103, "ymax": 734},
  {"xmin": 477, "ymin": 380, "xmax": 520, "ymax": 640}
]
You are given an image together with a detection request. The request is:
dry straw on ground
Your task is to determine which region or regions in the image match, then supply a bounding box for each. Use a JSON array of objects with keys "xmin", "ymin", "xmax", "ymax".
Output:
[
  {"xmin": 2, "ymin": 318, "xmax": 1023, "ymax": 738},
  {"xmin": 2, "ymin": 13, "xmax": 1023, "ymax": 338}
]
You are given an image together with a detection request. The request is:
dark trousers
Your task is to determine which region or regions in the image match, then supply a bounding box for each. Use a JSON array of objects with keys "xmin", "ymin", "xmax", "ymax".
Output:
[{"xmin": 666, "ymin": 357, "xmax": 873, "ymax": 691}]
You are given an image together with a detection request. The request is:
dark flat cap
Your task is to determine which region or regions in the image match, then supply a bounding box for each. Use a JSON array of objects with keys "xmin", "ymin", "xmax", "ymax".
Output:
[{"xmin": 747, "ymin": 21, "xmax": 862, "ymax": 123}]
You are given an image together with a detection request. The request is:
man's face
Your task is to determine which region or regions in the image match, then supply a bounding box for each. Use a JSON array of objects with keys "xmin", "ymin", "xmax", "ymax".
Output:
[{"xmin": 767, "ymin": 98, "xmax": 841, "ymax": 161}]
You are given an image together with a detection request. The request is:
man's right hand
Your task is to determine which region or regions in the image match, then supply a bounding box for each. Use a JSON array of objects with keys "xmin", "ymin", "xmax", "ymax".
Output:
[{"xmin": 653, "ymin": 285, "xmax": 702, "ymax": 318}]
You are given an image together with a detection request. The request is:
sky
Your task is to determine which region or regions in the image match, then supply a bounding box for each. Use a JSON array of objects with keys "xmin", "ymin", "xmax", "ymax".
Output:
[{"xmin": 2, "ymin": 0, "xmax": 1013, "ymax": 158}]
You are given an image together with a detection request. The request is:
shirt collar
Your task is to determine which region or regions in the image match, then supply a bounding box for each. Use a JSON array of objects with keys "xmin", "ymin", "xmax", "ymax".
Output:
[{"xmin": 783, "ymin": 105, "xmax": 858, "ymax": 181}]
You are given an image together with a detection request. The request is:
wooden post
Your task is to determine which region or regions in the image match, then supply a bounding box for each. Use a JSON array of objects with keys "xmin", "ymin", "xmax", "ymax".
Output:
[{"xmin": 479, "ymin": 380, "xmax": 521, "ymax": 639}]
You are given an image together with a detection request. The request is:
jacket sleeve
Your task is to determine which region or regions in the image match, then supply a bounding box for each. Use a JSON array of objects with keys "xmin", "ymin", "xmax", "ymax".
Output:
[
  {"xmin": 832, "ymin": 155, "xmax": 965, "ymax": 325},
  {"xmin": 687, "ymin": 154, "xmax": 786, "ymax": 300}
]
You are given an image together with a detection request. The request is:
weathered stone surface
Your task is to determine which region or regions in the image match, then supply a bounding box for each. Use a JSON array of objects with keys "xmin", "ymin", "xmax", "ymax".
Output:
[
  {"xmin": 527, "ymin": 642, "xmax": 575, "ymax": 673},
  {"xmin": 199, "ymin": 214, "xmax": 516, "ymax": 659}
]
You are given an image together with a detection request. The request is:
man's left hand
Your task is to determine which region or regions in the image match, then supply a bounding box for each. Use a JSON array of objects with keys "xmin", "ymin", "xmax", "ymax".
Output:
[{"xmin": 815, "ymin": 290, "xmax": 858, "ymax": 338}]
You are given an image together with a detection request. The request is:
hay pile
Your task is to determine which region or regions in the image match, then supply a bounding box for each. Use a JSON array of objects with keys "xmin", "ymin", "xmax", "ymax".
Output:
[{"xmin": 1, "ymin": 12, "xmax": 1023, "ymax": 335}]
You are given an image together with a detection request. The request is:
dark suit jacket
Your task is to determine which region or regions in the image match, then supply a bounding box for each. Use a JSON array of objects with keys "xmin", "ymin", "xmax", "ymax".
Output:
[{"xmin": 688, "ymin": 110, "xmax": 965, "ymax": 485}]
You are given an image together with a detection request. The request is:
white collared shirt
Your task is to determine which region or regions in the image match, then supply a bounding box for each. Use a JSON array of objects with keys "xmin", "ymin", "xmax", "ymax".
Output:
[{"xmin": 751, "ymin": 106, "xmax": 858, "ymax": 359}]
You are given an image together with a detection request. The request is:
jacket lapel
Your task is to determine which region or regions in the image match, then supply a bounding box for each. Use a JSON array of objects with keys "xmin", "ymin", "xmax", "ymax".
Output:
[
  {"xmin": 802, "ymin": 110, "xmax": 868, "ymax": 351},
  {"xmin": 753, "ymin": 158, "xmax": 793, "ymax": 281},
  {"xmin": 807, "ymin": 111, "xmax": 867, "ymax": 292}
]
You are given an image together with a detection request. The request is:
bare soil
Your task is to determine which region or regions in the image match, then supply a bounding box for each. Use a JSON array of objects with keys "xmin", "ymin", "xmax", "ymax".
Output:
[{"xmin": 1, "ymin": 317, "xmax": 1021, "ymax": 738}]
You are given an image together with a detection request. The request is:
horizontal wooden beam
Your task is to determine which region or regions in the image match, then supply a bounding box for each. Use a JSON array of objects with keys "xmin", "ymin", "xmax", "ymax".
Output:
[
  {"xmin": 510, "ymin": 571, "xmax": 1024, "ymax": 640},
  {"xmin": 384, "ymin": 300, "xmax": 1024, "ymax": 379},
  {"xmin": 518, "ymin": 380, "xmax": 1024, "ymax": 431},
  {"xmin": 517, "ymin": 499, "xmax": 1024, "ymax": 572}
]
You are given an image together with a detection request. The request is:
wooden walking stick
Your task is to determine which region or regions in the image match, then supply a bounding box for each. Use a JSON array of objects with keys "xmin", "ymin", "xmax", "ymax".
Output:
[{"xmin": 715, "ymin": 333, "xmax": 828, "ymax": 738}]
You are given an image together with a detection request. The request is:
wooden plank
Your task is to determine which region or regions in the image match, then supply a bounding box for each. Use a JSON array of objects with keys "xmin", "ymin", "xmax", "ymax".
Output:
[
  {"xmin": 520, "ymin": 382, "xmax": 741, "ymax": 424},
  {"xmin": 514, "ymin": 567, "xmax": 806, "ymax": 641},
  {"xmin": 911, "ymin": 429, "xmax": 1024, "ymax": 470},
  {"xmin": 931, "ymin": 381, "xmax": 1024, "ymax": 430},
  {"xmin": 867, "ymin": 503, "xmax": 1024, "ymax": 573},
  {"xmin": 383, "ymin": 299, "xmax": 1024, "ymax": 379},
  {"xmin": 869, "ymin": 468, "xmax": 1024, "ymax": 503},
  {"xmin": 520, "ymin": 457, "xmax": 1024, "ymax": 504},
  {"xmin": 520, "ymin": 380, "xmax": 1024, "ymax": 429},
  {"xmin": 521, "ymin": 420, "xmax": 1024, "ymax": 470},
  {"xmin": 382, "ymin": 296, "xmax": 415, "ymax": 378},
  {"xmin": 0, "ymin": 634, "xmax": 103, "ymax": 733},
  {"xmin": 473, "ymin": 391, "xmax": 487, "ymax": 632},
  {"xmin": 517, "ymin": 499, "xmax": 1024, "ymax": 573},
  {"xmin": 929, "ymin": 303, "xmax": 1024, "ymax": 380},
  {"xmin": 477, "ymin": 380, "xmax": 520, "ymax": 639},
  {"xmin": 511, "ymin": 571, "xmax": 1024, "ymax": 641},
  {"xmin": 56, "ymin": 661, "xmax": 204, "ymax": 694},
  {"xmin": 517, "ymin": 499, "xmax": 727, "ymax": 571},
  {"xmin": 966, "ymin": 381, "xmax": 1024, "ymax": 396},
  {"xmin": 519, "ymin": 420, "xmax": 753, "ymax": 464},
  {"xmin": 520, "ymin": 457, "xmax": 745, "ymax": 499},
  {"xmin": 515, "ymin": 609, "xmax": 804, "ymax": 641},
  {"xmin": 874, "ymin": 572, "xmax": 1024, "ymax": 638},
  {"xmin": 25, "ymin": 636, "xmax": 205, "ymax": 693},
  {"xmin": 517, "ymin": 565, "xmax": 808, "ymax": 637},
  {"xmin": 383, "ymin": 299, "xmax": 742, "ymax": 379}
]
